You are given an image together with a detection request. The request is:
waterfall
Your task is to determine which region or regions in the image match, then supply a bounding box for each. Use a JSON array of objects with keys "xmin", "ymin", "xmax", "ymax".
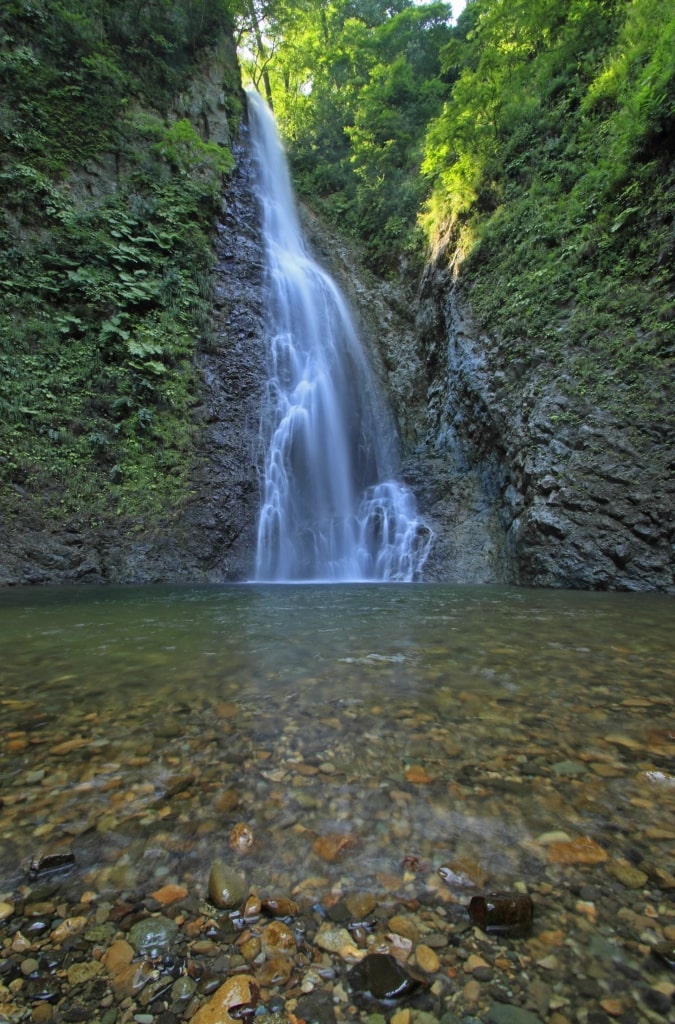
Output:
[{"xmin": 248, "ymin": 91, "xmax": 432, "ymax": 582}]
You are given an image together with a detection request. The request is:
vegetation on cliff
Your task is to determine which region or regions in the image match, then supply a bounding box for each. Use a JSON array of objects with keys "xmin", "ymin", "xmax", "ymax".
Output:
[
  {"xmin": 241, "ymin": 0, "xmax": 674, "ymax": 430},
  {"xmin": 421, "ymin": 0, "xmax": 674, "ymax": 430},
  {"xmin": 0, "ymin": 0, "xmax": 240, "ymax": 526},
  {"xmin": 1, "ymin": 0, "xmax": 673, "ymax": 563}
]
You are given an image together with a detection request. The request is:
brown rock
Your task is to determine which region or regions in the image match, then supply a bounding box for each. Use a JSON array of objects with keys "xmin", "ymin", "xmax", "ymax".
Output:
[
  {"xmin": 150, "ymin": 883, "xmax": 188, "ymax": 906},
  {"xmin": 49, "ymin": 737, "xmax": 88, "ymax": 755},
  {"xmin": 102, "ymin": 939, "xmax": 134, "ymax": 975},
  {"xmin": 600, "ymin": 998, "xmax": 625, "ymax": 1017},
  {"xmin": 387, "ymin": 915, "xmax": 419, "ymax": 943},
  {"xmin": 464, "ymin": 954, "xmax": 489, "ymax": 975},
  {"xmin": 256, "ymin": 956, "xmax": 293, "ymax": 986},
  {"xmin": 261, "ymin": 896, "xmax": 299, "ymax": 917},
  {"xmin": 108, "ymin": 961, "xmax": 154, "ymax": 1000},
  {"xmin": 260, "ymin": 920, "xmax": 296, "ymax": 958},
  {"xmin": 439, "ymin": 857, "xmax": 488, "ymax": 888},
  {"xmin": 51, "ymin": 916, "xmax": 87, "ymax": 944},
  {"xmin": 31, "ymin": 1005, "xmax": 54, "ymax": 1024},
  {"xmin": 312, "ymin": 833, "xmax": 358, "ymax": 862},
  {"xmin": 547, "ymin": 836, "xmax": 608, "ymax": 864},
  {"xmin": 415, "ymin": 944, "xmax": 441, "ymax": 973},
  {"xmin": 229, "ymin": 822, "xmax": 255, "ymax": 855},
  {"xmin": 215, "ymin": 789, "xmax": 239, "ymax": 813},
  {"xmin": 405, "ymin": 765, "xmax": 432, "ymax": 784},
  {"xmin": 190, "ymin": 974, "xmax": 259, "ymax": 1024},
  {"xmin": 345, "ymin": 892, "xmax": 378, "ymax": 919}
]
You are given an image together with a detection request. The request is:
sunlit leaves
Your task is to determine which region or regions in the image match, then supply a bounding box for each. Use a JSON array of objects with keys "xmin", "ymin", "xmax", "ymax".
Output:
[{"xmin": 241, "ymin": 0, "xmax": 453, "ymax": 270}]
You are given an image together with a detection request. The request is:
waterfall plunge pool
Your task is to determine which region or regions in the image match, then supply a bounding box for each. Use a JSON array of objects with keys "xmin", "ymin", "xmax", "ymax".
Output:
[{"xmin": 0, "ymin": 583, "xmax": 673, "ymax": 1021}]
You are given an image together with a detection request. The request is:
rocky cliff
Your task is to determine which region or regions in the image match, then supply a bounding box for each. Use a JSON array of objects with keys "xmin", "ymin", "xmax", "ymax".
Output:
[
  {"xmin": 1, "ymin": 64, "xmax": 672, "ymax": 590},
  {"xmin": 0, "ymin": 56, "xmax": 267, "ymax": 586},
  {"xmin": 307, "ymin": 212, "xmax": 674, "ymax": 592}
]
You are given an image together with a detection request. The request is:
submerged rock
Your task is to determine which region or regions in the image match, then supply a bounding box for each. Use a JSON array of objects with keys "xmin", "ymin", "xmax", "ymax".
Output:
[
  {"xmin": 651, "ymin": 940, "xmax": 675, "ymax": 969},
  {"xmin": 348, "ymin": 953, "xmax": 421, "ymax": 1001},
  {"xmin": 128, "ymin": 915, "xmax": 179, "ymax": 955},
  {"xmin": 208, "ymin": 859, "xmax": 247, "ymax": 909},
  {"xmin": 28, "ymin": 851, "xmax": 75, "ymax": 880},
  {"xmin": 468, "ymin": 893, "xmax": 534, "ymax": 934}
]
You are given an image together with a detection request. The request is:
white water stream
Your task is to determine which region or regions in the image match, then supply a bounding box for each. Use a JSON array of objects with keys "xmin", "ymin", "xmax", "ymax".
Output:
[{"xmin": 248, "ymin": 91, "xmax": 432, "ymax": 582}]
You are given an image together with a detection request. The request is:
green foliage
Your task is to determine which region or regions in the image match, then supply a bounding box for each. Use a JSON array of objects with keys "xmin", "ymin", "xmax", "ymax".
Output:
[
  {"xmin": 419, "ymin": 0, "xmax": 674, "ymax": 423},
  {"xmin": 0, "ymin": 0, "xmax": 240, "ymax": 525},
  {"xmin": 238, "ymin": 0, "xmax": 453, "ymax": 271}
]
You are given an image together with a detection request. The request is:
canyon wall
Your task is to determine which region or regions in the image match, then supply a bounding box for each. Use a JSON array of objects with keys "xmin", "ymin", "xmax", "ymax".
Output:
[
  {"xmin": 1, "ymin": 72, "xmax": 672, "ymax": 591},
  {"xmin": 332, "ymin": 231, "xmax": 675, "ymax": 591}
]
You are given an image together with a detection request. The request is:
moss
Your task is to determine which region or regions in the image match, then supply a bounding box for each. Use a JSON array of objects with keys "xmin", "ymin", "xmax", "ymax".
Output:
[{"xmin": 0, "ymin": 0, "xmax": 241, "ymax": 531}]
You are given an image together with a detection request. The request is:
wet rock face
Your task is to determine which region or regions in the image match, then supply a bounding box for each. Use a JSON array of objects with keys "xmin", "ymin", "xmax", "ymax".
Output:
[
  {"xmin": 402, "ymin": 252, "xmax": 675, "ymax": 591},
  {"xmin": 302, "ymin": 213, "xmax": 512, "ymax": 586},
  {"xmin": 173, "ymin": 123, "xmax": 266, "ymax": 582}
]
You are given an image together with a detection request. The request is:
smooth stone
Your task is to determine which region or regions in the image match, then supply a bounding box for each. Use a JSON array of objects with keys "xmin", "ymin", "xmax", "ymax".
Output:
[
  {"xmin": 51, "ymin": 916, "xmax": 88, "ymax": 943},
  {"xmin": 208, "ymin": 859, "xmax": 247, "ymax": 909},
  {"xmin": 348, "ymin": 953, "xmax": 419, "ymax": 1001},
  {"xmin": 0, "ymin": 902, "xmax": 14, "ymax": 922},
  {"xmin": 387, "ymin": 915, "xmax": 419, "ymax": 943},
  {"xmin": 189, "ymin": 974, "xmax": 259, "ymax": 1024},
  {"xmin": 607, "ymin": 860, "xmax": 648, "ymax": 889},
  {"xmin": 21, "ymin": 957, "xmax": 39, "ymax": 976},
  {"xmin": 487, "ymin": 1006, "xmax": 544, "ymax": 1024},
  {"xmin": 261, "ymin": 896, "xmax": 299, "ymax": 917},
  {"xmin": 295, "ymin": 989, "xmax": 338, "ymax": 1024},
  {"xmin": 344, "ymin": 892, "xmax": 378, "ymax": 919},
  {"xmin": 315, "ymin": 922, "xmax": 353, "ymax": 954},
  {"xmin": 109, "ymin": 961, "xmax": 155, "ymax": 1000},
  {"xmin": 260, "ymin": 920, "xmax": 296, "ymax": 958},
  {"xmin": 128, "ymin": 915, "xmax": 179, "ymax": 954},
  {"xmin": 102, "ymin": 939, "xmax": 134, "ymax": 974},
  {"xmin": 415, "ymin": 944, "xmax": 441, "ymax": 973},
  {"xmin": 31, "ymin": 1005, "xmax": 54, "ymax": 1024},
  {"xmin": 171, "ymin": 975, "xmax": 197, "ymax": 1003}
]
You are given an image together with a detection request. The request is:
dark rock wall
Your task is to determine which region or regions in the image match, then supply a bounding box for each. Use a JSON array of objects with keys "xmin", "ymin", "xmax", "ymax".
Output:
[
  {"xmin": 313, "ymin": 220, "xmax": 674, "ymax": 591},
  {"xmin": 404, "ymin": 251, "xmax": 675, "ymax": 592},
  {"xmin": 181, "ymin": 128, "xmax": 266, "ymax": 581}
]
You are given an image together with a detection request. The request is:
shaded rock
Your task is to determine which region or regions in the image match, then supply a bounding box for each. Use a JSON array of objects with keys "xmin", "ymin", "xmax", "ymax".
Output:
[
  {"xmin": 28, "ymin": 851, "xmax": 75, "ymax": 880},
  {"xmin": 651, "ymin": 940, "xmax": 675, "ymax": 969},
  {"xmin": 128, "ymin": 915, "xmax": 179, "ymax": 955},
  {"xmin": 208, "ymin": 859, "xmax": 247, "ymax": 909},
  {"xmin": 348, "ymin": 953, "xmax": 421, "ymax": 1001},
  {"xmin": 487, "ymin": 1006, "xmax": 544, "ymax": 1024},
  {"xmin": 468, "ymin": 893, "xmax": 534, "ymax": 934},
  {"xmin": 295, "ymin": 990, "xmax": 338, "ymax": 1024}
]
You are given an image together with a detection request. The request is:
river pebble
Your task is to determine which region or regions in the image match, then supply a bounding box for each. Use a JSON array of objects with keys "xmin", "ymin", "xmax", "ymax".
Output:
[{"xmin": 1, "ymin": 591, "xmax": 674, "ymax": 1024}]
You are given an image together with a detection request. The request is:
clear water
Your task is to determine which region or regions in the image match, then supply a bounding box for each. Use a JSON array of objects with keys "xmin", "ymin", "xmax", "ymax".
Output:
[
  {"xmin": 248, "ymin": 91, "xmax": 431, "ymax": 582},
  {"xmin": 0, "ymin": 583, "xmax": 673, "ymax": 902}
]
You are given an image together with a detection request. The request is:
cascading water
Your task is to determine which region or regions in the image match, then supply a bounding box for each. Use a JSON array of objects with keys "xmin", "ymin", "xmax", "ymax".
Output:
[{"xmin": 249, "ymin": 91, "xmax": 432, "ymax": 582}]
